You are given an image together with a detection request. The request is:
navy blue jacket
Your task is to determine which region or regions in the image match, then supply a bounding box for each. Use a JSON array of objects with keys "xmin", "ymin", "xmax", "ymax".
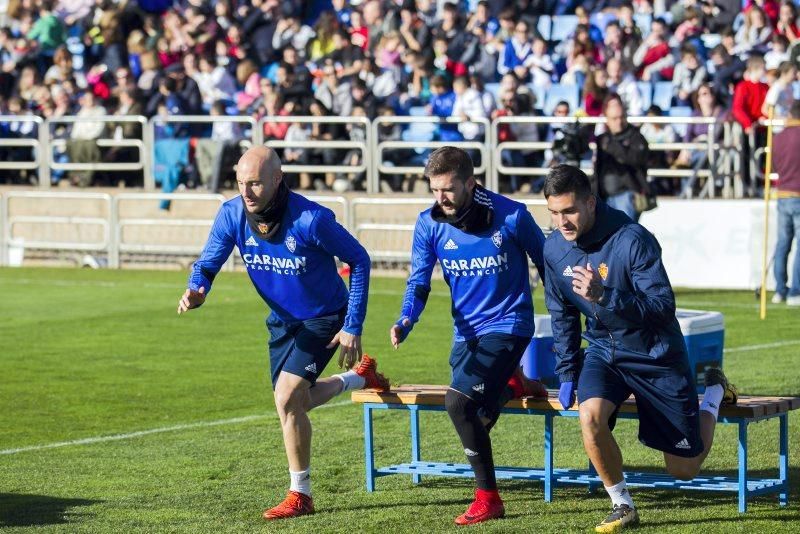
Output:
[{"xmin": 543, "ymin": 202, "xmax": 687, "ymax": 383}]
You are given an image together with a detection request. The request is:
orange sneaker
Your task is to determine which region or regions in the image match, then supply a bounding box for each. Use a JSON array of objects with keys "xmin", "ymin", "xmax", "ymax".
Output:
[
  {"xmin": 454, "ymin": 489, "xmax": 505, "ymax": 526},
  {"xmin": 355, "ymin": 355, "xmax": 390, "ymax": 391},
  {"xmin": 508, "ymin": 367, "xmax": 548, "ymax": 399},
  {"xmin": 262, "ymin": 491, "xmax": 314, "ymax": 520}
]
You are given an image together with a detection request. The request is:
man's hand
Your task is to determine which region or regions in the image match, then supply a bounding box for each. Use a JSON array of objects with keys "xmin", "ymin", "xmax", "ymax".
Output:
[
  {"xmin": 572, "ymin": 263, "xmax": 605, "ymax": 303},
  {"xmin": 558, "ymin": 381, "xmax": 576, "ymax": 409},
  {"xmin": 327, "ymin": 330, "xmax": 362, "ymax": 369},
  {"xmin": 389, "ymin": 318, "xmax": 411, "ymax": 349},
  {"xmin": 177, "ymin": 286, "xmax": 206, "ymax": 314}
]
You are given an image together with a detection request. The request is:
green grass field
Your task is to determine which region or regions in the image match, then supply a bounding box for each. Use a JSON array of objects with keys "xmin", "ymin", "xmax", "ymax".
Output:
[{"xmin": 1, "ymin": 267, "xmax": 799, "ymax": 533}]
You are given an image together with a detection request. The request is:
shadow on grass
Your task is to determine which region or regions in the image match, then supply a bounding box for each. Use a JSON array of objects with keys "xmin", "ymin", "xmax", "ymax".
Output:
[{"xmin": 0, "ymin": 494, "xmax": 101, "ymax": 527}]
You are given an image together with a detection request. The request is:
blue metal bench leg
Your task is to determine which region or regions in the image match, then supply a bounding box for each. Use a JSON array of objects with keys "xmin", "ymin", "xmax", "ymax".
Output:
[
  {"xmin": 779, "ymin": 414, "xmax": 789, "ymax": 506},
  {"xmin": 410, "ymin": 406, "xmax": 421, "ymax": 484},
  {"xmin": 588, "ymin": 460, "xmax": 599, "ymax": 494},
  {"xmin": 738, "ymin": 420, "xmax": 748, "ymax": 513},
  {"xmin": 544, "ymin": 413, "xmax": 553, "ymax": 502},
  {"xmin": 364, "ymin": 404, "xmax": 375, "ymax": 492}
]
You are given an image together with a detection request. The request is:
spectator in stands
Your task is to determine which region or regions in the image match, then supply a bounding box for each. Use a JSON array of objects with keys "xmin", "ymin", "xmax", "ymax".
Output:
[
  {"xmin": 498, "ymin": 20, "xmax": 534, "ymax": 81},
  {"xmin": 745, "ymin": 0, "xmax": 781, "ymax": 27},
  {"xmin": 708, "ymin": 43, "xmax": 745, "ymax": 107},
  {"xmin": 272, "ymin": 15, "xmax": 314, "ymax": 59},
  {"xmin": 544, "ymin": 101, "xmax": 573, "ymax": 167},
  {"xmin": 763, "ymin": 60, "xmax": 797, "ymax": 119},
  {"xmin": 583, "ymin": 67, "xmax": 609, "ymax": 117},
  {"xmin": 398, "ymin": 5, "xmax": 431, "ymax": 56},
  {"xmin": 348, "ymin": 8, "xmax": 370, "ymax": 51},
  {"xmin": 672, "ymin": 44, "xmax": 708, "ymax": 106},
  {"xmin": 732, "ymin": 55, "xmax": 769, "ymax": 135},
  {"xmin": 325, "ymin": 29, "xmax": 364, "ymax": 79},
  {"xmin": 527, "ymin": 37, "xmax": 555, "ymax": 88},
  {"xmin": 674, "ymin": 83, "xmax": 726, "ymax": 197},
  {"xmin": 466, "ymin": 1, "xmax": 499, "ymax": 43},
  {"xmin": 764, "ymin": 34, "xmax": 791, "ymax": 70},
  {"xmin": 283, "ymin": 117, "xmax": 312, "ymax": 189},
  {"xmin": 594, "ymin": 93, "xmax": 651, "ymax": 221},
  {"xmin": 67, "ymin": 91, "xmax": 106, "ymax": 187},
  {"xmin": 240, "ymin": 0, "xmax": 281, "ymax": 65},
  {"xmin": 194, "ymin": 55, "xmax": 236, "ymax": 111},
  {"xmin": 565, "ymin": 24, "xmax": 602, "ymax": 80},
  {"xmin": 43, "ymin": 45, "xmax": 73, "ymax": 85},
  {"xmin": 776, "ymin": 2, "xmax": 800, "ymax": 42},
  {"xmin": 633, "ymin": 18, "xmax": 674, "ymax": 82},
  {"xmin": 452, "ymin": 75, "xmax": 488, "ymax": 141},
  {"xmin": 315, "ymin": 62, "xmax": 353, "ymax": 117},
  {"xmin": 105, "ymin": 88, "xmax": 144, "ymax": 187},
  {"xmin": 771, "ymin": 101, "xmax": 800, "ymax": 305},
  {"xmin": 640, "ymin": 105, "xmax": 677, "ymax": 192},
  {"xmin": 670, "ymin": 7, "xmax": 704, "ymax": 49},
  {"xmin": 27, "ymin": 0, "xmax": 64, "ymax": 56},
  {"xmin": 432, "ymin": 2, "xmax": 479, "ymax": 74},
  {"xmin": 733, "ymin": 6, "xmax": 774, "ymax": 57},
  {"xmin": 606, "ymin": 57, "xmax": 644, "ymax": 116},
  {"xmin": 308, "ymin": 98, "xmax": 345, "ymax": 190},
  {"xmin": 351, "ymin": 78, "xmax": 378, "ymax": 120},
  {"xmin": 137, "ymin": 51, "xmax": 161, "ymax": 102},
  {"xmin": 601, "ymin": 21, "xmax": 638, "ymax": 72},
  {"xmin": 235, "ymin": 59, "xmax": 261, "ymax": 113},
  {"xmin": 575, "ymin": 6, "xmax": 604, "ymax": 44},
  {"xmin": 470, "ymin": 74, "xmax": 497, "ymax": 117}
]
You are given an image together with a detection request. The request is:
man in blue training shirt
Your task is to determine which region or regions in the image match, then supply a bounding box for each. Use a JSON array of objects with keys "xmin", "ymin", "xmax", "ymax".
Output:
[
  {"xmin": 389, "ymin": 147, "xmax": 547, "ymax": 526},
  {"xmin": 177, "ymin": 146, "xmax": 389, "ymax": 521},
  {"xmin": 542, "ymin": 165, "xmax": 738, "ymax": 532}
]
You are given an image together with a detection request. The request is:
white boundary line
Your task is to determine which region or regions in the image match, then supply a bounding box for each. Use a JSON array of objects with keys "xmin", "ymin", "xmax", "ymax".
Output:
[
  {"xmin": 724, "ymin": 339, "xmax": 800, "ymax": 353},
  {"xmin": 0, "ymin": 400, "xmax": 352, "ymax": 456}
]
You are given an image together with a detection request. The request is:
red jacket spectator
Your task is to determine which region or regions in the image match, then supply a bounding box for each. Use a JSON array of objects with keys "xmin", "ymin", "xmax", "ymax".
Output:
[
  {"xmin": 745, "ymin": 0, "xmax": 780, "ymax": 27},
  {"xmin": 732, "ymin": 78, "xmax": 769, "ymax": 131}
]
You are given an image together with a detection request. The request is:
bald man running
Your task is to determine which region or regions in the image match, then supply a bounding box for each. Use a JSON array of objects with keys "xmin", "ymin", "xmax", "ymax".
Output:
[{"xmin": 178, "ymin": 147, "xmax": 389, "ymax": 520}]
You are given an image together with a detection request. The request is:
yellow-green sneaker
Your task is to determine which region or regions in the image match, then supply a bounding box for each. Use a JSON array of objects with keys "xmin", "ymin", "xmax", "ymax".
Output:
[
  {"xmin": 704, "ymin": 367, "xmax": 738, "ymax": 405},
  {"xmin": 595, "ymin": 504, "xmax": 640, "ymax": 533}
]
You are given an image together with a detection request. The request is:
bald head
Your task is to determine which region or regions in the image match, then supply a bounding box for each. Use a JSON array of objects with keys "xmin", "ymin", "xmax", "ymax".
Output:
[{"xmin": 237, "ymin": 146, "xmax": 283, "ymax": 213}]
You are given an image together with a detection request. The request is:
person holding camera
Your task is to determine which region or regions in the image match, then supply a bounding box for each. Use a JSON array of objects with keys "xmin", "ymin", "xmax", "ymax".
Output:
[{"xmin": 593, "ymin": 93, "xmax": 653, "ymax": 222}]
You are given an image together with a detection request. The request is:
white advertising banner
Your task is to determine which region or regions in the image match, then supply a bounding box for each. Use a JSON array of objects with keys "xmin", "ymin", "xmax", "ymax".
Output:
[{"xmin": 639, "ymin": 199, "xmax": 787, "ymax": 290}]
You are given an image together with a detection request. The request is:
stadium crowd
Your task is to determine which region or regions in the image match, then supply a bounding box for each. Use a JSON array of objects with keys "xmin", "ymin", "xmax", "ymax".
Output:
[{"xmin": 0, "ymin": 0, "xmax": 798, "ymax": 194}]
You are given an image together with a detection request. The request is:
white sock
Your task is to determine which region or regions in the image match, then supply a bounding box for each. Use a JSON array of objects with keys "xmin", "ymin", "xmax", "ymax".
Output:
[
  {"xmin": 605, "ymin": 479, "xmax": 634, "ymax": 509},
  {"xmin": 700, "ymin": 384, "xmax": 724, "ymax": 421},
  {"xmin": 334, "ymin": 370, "xmax": 365, "ymax": 392},
  {"xmin": 290, "ymin": 468, "xmax": 311, "ymax": 496}
]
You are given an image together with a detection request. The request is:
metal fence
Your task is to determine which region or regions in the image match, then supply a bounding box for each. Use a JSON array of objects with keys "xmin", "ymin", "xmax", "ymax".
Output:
[{"xmin": 0, "ymin": 113, "xmax": 751, "ymax": 197}]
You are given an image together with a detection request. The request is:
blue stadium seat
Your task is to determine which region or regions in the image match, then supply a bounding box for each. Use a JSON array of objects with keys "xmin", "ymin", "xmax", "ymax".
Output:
[
  {"xmin": 484, "ymin": 83, "xmax": 501, "ymax": 102},
  {"xmin": 527, "ymin": 83, "xmax": 547, "ymax": 110},
  {"xmin": 550, "ymin": 15, "xmax": 579, "ymax": 42},
  {"xmin": 537, "ymin": 15, "xmax": 551, "ymax": 41},
  {"xmin": 637, "ymin": 82, "xmax": 653, "ymax": 112},
  {"xmin": 652, "ymin": 81, "xmax": 674, "ymax": 111},
  {"xmin": 408, "ymin": 106, "xmax": 429, "ymax": 117},
  {"xmin": 543, "ymin": 83, "xmax": 580, "ymax": 115},
  {"xmin": 634, "ymin": 14, "xmax": 652, "ymax": 37},
  {"xmin": 701, "ymin": 34, "xmax": 722, "ymax": 50},
  {"xmin": 668, "ymin": 106, "xmax": 693, "ymax": 137}
]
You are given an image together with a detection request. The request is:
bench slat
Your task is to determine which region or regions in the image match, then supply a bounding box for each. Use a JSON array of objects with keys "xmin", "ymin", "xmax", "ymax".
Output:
[{"xmin": 351, "ymin": 385, "xmax": 800, "ymax": 418}]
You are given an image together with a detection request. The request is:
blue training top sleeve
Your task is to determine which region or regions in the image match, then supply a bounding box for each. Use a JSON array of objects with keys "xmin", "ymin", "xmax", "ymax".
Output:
[
  {"xmin": 398, "ymin": 215, "xmax": 436, "ymax": 334},
  {"xmin": 595, "ymin": 228, "xmax": 676, "ymax": 325},
  {"xmin": 544, "ymin": 254, "xmax": 583, "ymax": 383},
  {"xmin": 516, "ymin": 207, "xmax": 547, "ymax": 283},
  {"xmin": 188, "ymin": 205, "xmax": 236, "ymax": 293},
  {"xmin": 310, "ymin": 209, "xmax": 371, "ymax": 336}
]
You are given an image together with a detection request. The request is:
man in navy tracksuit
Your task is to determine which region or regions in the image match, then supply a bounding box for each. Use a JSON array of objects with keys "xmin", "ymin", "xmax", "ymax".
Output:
[
  {"xmin": 542, "ymin": 165, "xmax": 737, "ymax": 532},
  {"xmin": 390, "ymin": 147, "xmax": 547, "ymax": 526},
  {"xmin": 177, "ymin": 146, "xmax": 389, "ymax": 521}
]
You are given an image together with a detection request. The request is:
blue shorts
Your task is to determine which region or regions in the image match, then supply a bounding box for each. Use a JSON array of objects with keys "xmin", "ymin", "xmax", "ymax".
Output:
[
  {"xmin": 449, "ymin": 333, "xmax": 529, "ymax": 416},
  {"xmin": 266, "ymin": 309, "xmax": 345, "ymax": 387},
  {"xmin": 577, "ymin": 350, "xmax": 703, "ymax": 458}
]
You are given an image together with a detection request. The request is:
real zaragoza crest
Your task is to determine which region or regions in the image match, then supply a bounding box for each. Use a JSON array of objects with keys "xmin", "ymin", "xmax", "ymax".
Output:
[
  {"xmin": 285, "ymin": 235, "xmax": 296, "ymax": 253},
  {"xmin": 491, "ymin": 230, "xmax": 502, "ymax": 249},
  {"xmin": 598, "ymin": 262, "xmax": 609, "ymax": 280}
]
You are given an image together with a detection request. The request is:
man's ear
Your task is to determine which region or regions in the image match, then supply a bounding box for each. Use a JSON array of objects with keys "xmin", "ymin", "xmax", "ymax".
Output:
[{"xmin": 466, "ymin": 175, "xmax": 476, "ymax": 193}]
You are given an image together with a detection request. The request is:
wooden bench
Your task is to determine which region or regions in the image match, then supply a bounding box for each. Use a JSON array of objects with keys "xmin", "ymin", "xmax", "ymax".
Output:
[{"xmin": 352, "ymin": 385, "xmax": 800, "ymax": 513}]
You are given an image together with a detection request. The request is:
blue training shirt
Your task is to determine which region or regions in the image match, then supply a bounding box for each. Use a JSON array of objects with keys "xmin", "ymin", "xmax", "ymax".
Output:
[
  {"xmin": 399, "ymin": 188, "xmax": 546, "ymax": 342},
  {"xmin": 188, "ymin": 193, "xmax": 370, "ymax": 335}
]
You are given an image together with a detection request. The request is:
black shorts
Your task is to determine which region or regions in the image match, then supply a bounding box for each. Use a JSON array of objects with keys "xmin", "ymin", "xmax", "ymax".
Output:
[
  {"xmin": 577, "ymin": 349, "xmax": 703, "ymax": 458},
  {"xmin": 449, "ymin": 333, "xmax": 529, "ymax": 419},
  {"xmin": 266, "ymin": 309, "xmax": 346, "ymax": 387}
]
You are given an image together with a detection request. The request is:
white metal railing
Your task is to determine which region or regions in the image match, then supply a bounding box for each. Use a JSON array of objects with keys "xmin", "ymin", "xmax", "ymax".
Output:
[
  {"xmin": 111, "ymin": 193, "xmax": 227, "ymax": 269},
  {"xmin": 1, "ymin": 191, "xmax": 112, "ymax": 261},
  {"xmin": 0, "ymin": 115, "xmax": 45, "ymax": 181},
  {"xmin": 258, "ymin": 115, "xmax": 372, "ymax": 191},
  {"xmin": 371, "ymin": 116, "xmax": 492, "ymax": 192},
  {"xmin": 45, "ymin": 115, "xmax": 150, "ymax": 190}
]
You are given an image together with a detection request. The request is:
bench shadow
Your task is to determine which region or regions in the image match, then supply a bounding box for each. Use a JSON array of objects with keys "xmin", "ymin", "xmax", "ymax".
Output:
[{"xmin": 0, "ymin": 493, "xmax": 102, "ymax": 527}]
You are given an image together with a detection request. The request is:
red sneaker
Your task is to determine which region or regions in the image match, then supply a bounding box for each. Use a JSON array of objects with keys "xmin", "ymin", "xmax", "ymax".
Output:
[
  {"xmin": 262, "ymin": 491, "xmax": 314, "ymax": 520},
  {"xmin": 354, "ymin": 354, "xmax": 390, "ymax": 391},
  {"xmin": 454, "ymin": 489, "xmax": 505, "ymax": 526},
  {"xmin": 508, "ymin": 367, "xmax": 548, "ymax": 399}
]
